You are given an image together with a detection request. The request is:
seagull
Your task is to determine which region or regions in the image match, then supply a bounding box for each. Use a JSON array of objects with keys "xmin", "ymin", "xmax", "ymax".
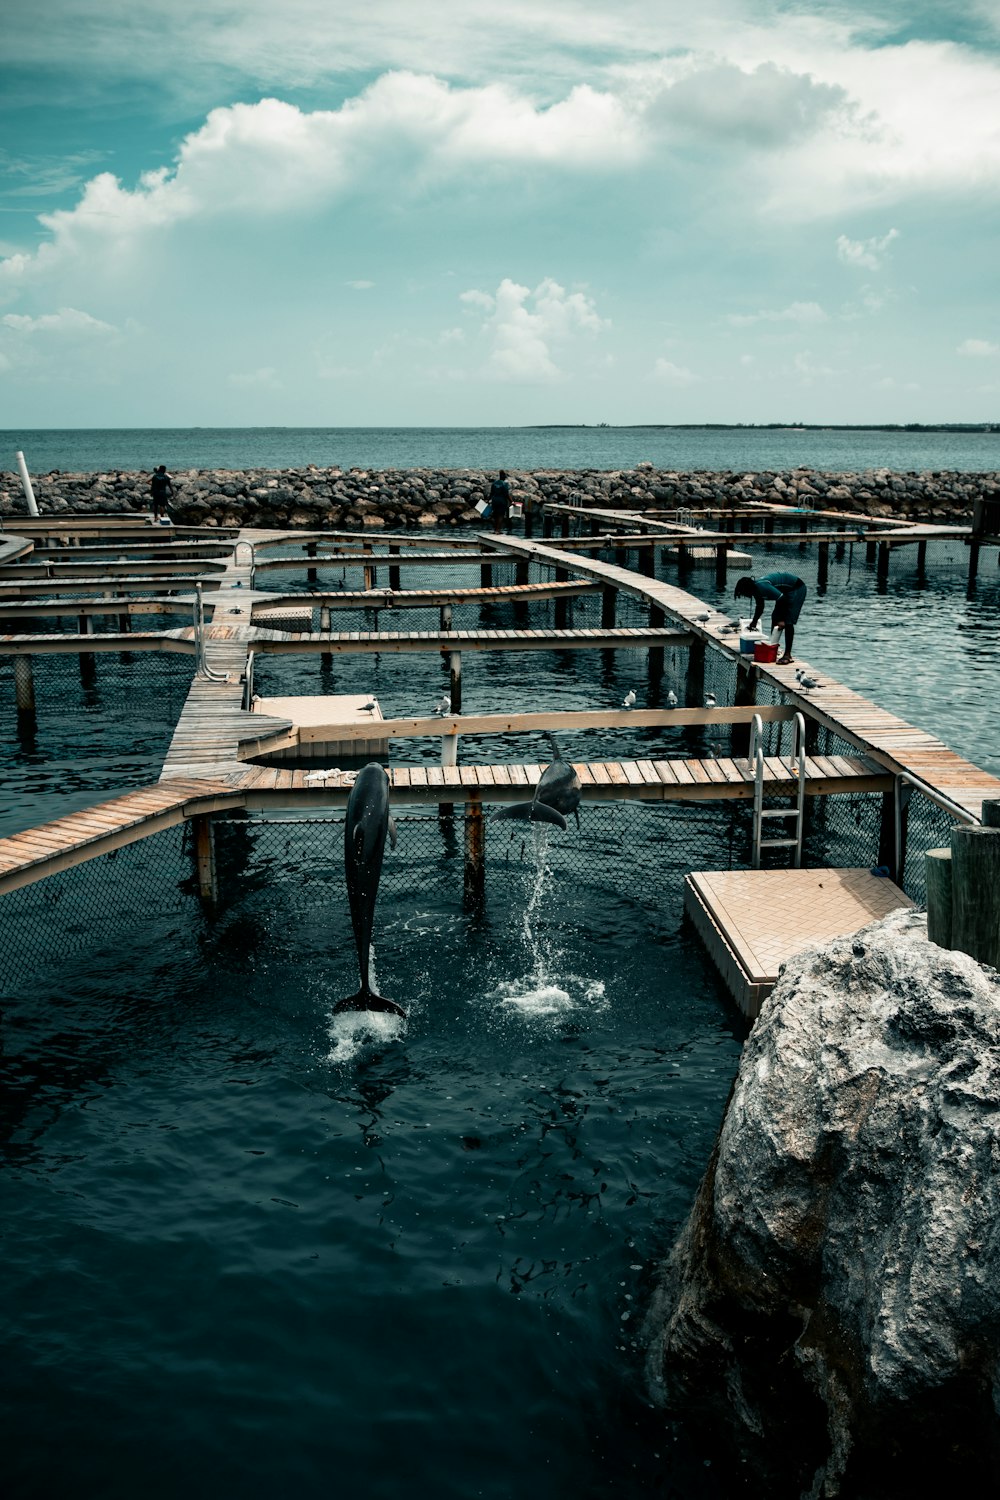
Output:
[
  {"xmin": 694, "ymin": 611, "xmax": 711, "ymax": 623},
  {"xmin": 704, "ymin": 693, "xmax": 717, "ymax": 709},
  {"xmin": 360, "ymin": 699, "xmax": 378, "ymax": 713},
  {"xmin": 799, "ymin": 675, "xmax": 821, "ymax": 690},
  {"xmin": 623, "ymin": 689, "xmax": 637, "ymax": 708},
  {"xmin": 666, "ymin": 690, "xmax": 678, "ymax": 708},
  {"xmin": 433, "ymin": 694, "xmax": 452, "ymax": 716}
]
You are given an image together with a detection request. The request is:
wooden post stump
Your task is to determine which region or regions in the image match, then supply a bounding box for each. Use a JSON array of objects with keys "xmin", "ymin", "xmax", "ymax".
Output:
[
  {"xmin": 463, "ymin": 792, "xmax": 485, "ymax": 909},
  {"xmin": 449, "ymin": 650, "xmax": 462, "ymax": 713},
  {"xmin": 925, "ymin": 848, "xmax": 953, "ymax": 950},
  {"xmin": 950, "ymin": 825, "xmax": 1000, "ymax": 968},
  {"xmin": 14, "ymin": 656, "xmax": 35, "ymax": 718},
  {"xmin": 389, "ymin": 545, "xmax": 401, "ymax": 591},
  {"xmin": 192, "ymin": 814, "xmax": 218, "ymax": 905}
]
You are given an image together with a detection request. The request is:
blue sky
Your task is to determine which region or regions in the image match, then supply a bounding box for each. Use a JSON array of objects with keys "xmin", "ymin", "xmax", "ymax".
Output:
[{"xmin": 1, "ymin": 0, "xmax": 998, "ymax": 426}]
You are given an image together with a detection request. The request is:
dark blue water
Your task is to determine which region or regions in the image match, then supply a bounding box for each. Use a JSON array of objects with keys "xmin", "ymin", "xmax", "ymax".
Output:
[
  {"xmin": 3, "ymin": 425, "xmax": 999, "ymax": 476},
  {"xmin": 1, "ymin": 530, "xmax": 998, "ymax": 1499}
]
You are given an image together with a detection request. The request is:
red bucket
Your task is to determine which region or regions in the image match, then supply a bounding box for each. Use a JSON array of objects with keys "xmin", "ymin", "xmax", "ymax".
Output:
[{"xmin": 753, "ymin": 641, "xmax": 779, "ymax": 664}]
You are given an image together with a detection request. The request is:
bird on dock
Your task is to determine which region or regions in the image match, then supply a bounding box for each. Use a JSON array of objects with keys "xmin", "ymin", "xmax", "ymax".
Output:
[
  {"xmin": 623, "ymin": 689, "xmax": 637, "ymax": 708},
  {"xmin": 799, "ymin": 675, "xmax": 821, "ymax": 690},
  {"xmin": 360, "ymin": 699, "xmax": 378, "ymax": 713},
  {"xmin": 704, "ymin": 693, "xmax": 717, "ymax": 709},
  {"xmin": 694, "ymin": 611, "xmax": 711, "ymax": 623},
  {"xmin": 666, "ymin": 690, "xmax": 678, "ymax": 708},
  {"xmin": 433, "ymin": 693, "xmax": 451, "ymax": 716}
]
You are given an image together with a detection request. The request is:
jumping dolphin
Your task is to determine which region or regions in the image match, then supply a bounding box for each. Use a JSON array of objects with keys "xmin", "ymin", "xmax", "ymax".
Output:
[
  {"xmin": 492, "ymin": 756, "xmax": 582, "ymax": 833},
  {"xmin": 334, "ymin": 763, "xmax": 405, "ymax": 1017}
]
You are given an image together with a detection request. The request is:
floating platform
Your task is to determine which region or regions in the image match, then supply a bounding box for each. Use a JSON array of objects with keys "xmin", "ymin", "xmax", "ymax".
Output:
[
  {"xmin": 253, "ymin": 694, "xmax": 388, "ymax": 762},
  {"xmin": 684, "ymin": 868, "xmax": 914, "ymax": 1019}
]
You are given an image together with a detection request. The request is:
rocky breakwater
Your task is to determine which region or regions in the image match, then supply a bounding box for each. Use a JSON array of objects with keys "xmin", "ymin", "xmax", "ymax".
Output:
[
  {"xmin": 650, "ymin": 909, "xmax": 1000, "ymax": 1498},
  {"xmin": 1, "ymin": 463, "xmax": 996, "ymax": 528}
]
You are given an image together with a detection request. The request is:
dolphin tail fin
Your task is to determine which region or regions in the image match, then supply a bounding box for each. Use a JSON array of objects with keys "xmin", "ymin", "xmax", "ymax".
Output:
[
  {"xmin": 492, "ymin": 801, "xmax": 567, "ymax": 832},
  {"xmin": 332, "ymin": 989, "xmax": 406, "ymax": 1019}
]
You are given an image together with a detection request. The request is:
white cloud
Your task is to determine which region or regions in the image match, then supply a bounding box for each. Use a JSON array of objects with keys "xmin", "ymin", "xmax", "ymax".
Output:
[
  {"xmin": 836, "ymin": 228, "xmax": 898, "ymax": 270},
  {"xmin": 346, "ymin": 279, "xmax": 375, "ymax": 290},
  {"xmin": 957, "ymin": 338, "xmax": 999, "ymax": 357},
  {"xmin": 461, "ymin": 276, "xmax": 608, "ymax": 382},
  {"xmin": 1, "ymin": 306, "xmax": 116, "ymax": 334},
  {"xmin": 229, "ymin": 366, "xmax": 282, "ymax": 387},
  {"xmin": 728, "ymin": 301, "xmax": 828, "ymax": 327},
  {"xmin": 651, "ymin": 357, "xmax": 701, "ymax": 385}
]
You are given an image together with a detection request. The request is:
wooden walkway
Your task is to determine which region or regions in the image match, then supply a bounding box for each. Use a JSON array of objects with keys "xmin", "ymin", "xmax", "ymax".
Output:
[
  {"xmin": 491, "ymin": 533, "xmax": 1000, "ymax": 821},
  {"xmin": 0, "ymin": 754, "xmax": 890, "ymax": 894}
]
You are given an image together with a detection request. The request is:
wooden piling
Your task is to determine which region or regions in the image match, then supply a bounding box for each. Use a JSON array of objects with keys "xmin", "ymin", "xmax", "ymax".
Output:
[
  {"xmin": 192, "ymin": 814, "xmax": 218, "ymax": 905},
  {"xmin": 601, "ymin": 586, "xmax": 617, "ymax": 629},
  {"xmin": 320, "ymin": 606, "xmax": 332, "ymax": 668},
  {"xmin": 925, "ymin": 848, "xmax": 953, "ymax": 949},
  {"xmin": 648, "ymin": 604, "xmax": 665, "ymax": 678},
  {"xmin": 307, "ymin": 540, "xmax": 317, "ymax": 584},
  {"xmin": 480, "ymin": 562, "xmax": 493, "ymax": 588},
  {"xmin": 817, "ymin": 541, "xmax": 829, "ymax": 591},
  {"xmin": 639, "ymin": 546, "xmax": 654, "ymax": 577},
  {"xmin": 731, "ymin": 659, "xmax": 756, "ymax": 756},
  {"xmin": 715, "ymin": 544, "xmax": 727, "ymax": 589},
  {"xmin": 440, "ymin": 603, "xmax": 452, "ymax": 660},
  {"xmin": 877, "ymin": 542, "xmax": 891, "ymax": 586},
  {"xmin": 389, "ymin": 545, "xmax": 401, "ymax": 591},
  {"xmin": 463, "ymin": 792, "xmax": 485, "ymax": 908},
  {"xmin": 363, "ymin": 543, "xmax": 375, "ymax": 591},
  {"xmin": 950, "ymin": 824, "xmax": 1000, "ymax": 968},
  {"xmin": 515, "ymin": 558, "xmax": 529, "ymax": 586},
  {"xmin": 449, "ymin": 650, "xmax": 462, "ymax": 713},
  {"xmin": 78, "ymin": 613, "xmax": 96, "ymax": 686},
  {"xmin": 968, "ymin": 542, "xmax": 981, "ymax": 589},
  {"xmin": 916, "ymin": 540, "xmax": 927, "ymax": 577},
  {"xmin": 866, "ymin": 538, "xmax": 878, "ymax": 565}
]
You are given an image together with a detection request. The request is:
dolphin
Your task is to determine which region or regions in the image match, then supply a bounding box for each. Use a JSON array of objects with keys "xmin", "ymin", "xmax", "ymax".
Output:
[
  {"xmin": 334, "ymin": 763, "xmax": 405, "ymax": 1017},
  {"xmin": 492, "ymin": 760, "xmax": 582, "ymax": 833}
]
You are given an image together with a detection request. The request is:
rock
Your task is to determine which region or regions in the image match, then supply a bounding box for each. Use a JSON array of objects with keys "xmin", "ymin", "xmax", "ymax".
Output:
[{"xmin": 650, "ymin": 909, "xmax": 1000, "ymax": 1496}]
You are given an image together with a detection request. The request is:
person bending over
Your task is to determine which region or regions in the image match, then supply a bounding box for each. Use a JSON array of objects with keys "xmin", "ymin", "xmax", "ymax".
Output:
[{"xmin": 734, "ymin": 572, "xmax": 807, "ymax": 665}]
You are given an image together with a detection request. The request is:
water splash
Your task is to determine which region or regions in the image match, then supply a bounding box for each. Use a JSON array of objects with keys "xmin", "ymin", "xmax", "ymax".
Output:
[
  {"xmin": 326, "ymin": 945, "xmax": 406, "ymax": 1062},
  {"xmin": 492, "ymin": 829, "xmax": 606, "ymax": 1017}
]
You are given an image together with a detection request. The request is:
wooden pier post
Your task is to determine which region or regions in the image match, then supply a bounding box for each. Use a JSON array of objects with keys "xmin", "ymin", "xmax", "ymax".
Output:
[
  {"xmin": 192, "ymin": 814, "xmax": 218, "ymax": 905},
  {"xmin": 835, "ymin": 523, "xmax": 846, "ymax": 560},
  {"xmin": 817, "ymin": 541, "xmax": 829, "ymax": 592},
  {"xmin": 515, "ymin": 557, "xmax": 529, "ymax": 586},
  {"xmin": 877, "ymin": 542, "xmax": 891, "ymax": 587},
  {"xmin": 307, "ymin": 540, "xmax": 317, "ymax": 584},
  {"xmin": 950, "ymin": 815, "xmax": 1000, "ymax": 968},
  {"xmin": 639, "ymin": 545, "xmax": 654, "ymax": 577},
  {"xmin": 601, "ymin": 586, "xmax": 617, "ymax": 629},
  {"xmin": 320, "ymin": 606, "xmax": 332, "ymax": 668},
  {"xmin": 523, "ymin": 503, "xmax": 534, "ymax": 539},
  {"xmin": 648, "ymin": 604, "xmax": 665, "ymax": 679},
  {"xmin": 916, "ymin": 540, "xmax": 927, "ymax": 577},
  {"xmin": 866, "ymin": 538, "xmax": 878, "ymax": 566},
  {"xmin": 463, "ymin": 791, "xmax": 485, "ymax": 909},
  {"xmin": 389, "ymin": 545, "xmax": 401, "ymax": 591},
  {"xmin": 543, "ymin": 514, "xmax": 553, "ymax": 540},
  {"xmin": 967, "ymin": 542, "xmax": 981, "ymax": 589},
  {"xmin": 560, "ymin": 515, "xmax": 571, "ymax": 540},
  {"xmin": 715, "ymin": 544, "xmax": 728, "ymax": 589},
  {"xmin": 685, "ymin": 636, "xmax": 706, "ymax": 708},
  {"xmin": 480, "ymin": 561, "xmax": 493, "ymax": 588},
  {"xmin": 440, "ymin": 603, "xmax": 452, "ymax": 660},
  {"xmin": 78, "ymin": 614, "xmax": 96, "ymax": 686},
  {"xmin": 440, "ymin": 726, "xmax": 458, "ymax": 821},
  {"xmin": 764, "ymin": 515, "xmax": 774, "ymax": 552},
  {"xmin": 449, "ymin": 650, "xmax": 462, "ymax": 712},
  {"xmin": 363, "ymin": 543, "xmax": 376, "ymax": 591},
  {"xmin": 731, "ymin": 660, "xmax": 756, "ymax": 756},
  {"xmin": 925, "ymin": 848, "xmax": 953, "ymax": 950},
  {"xmin": 14, "ymin": 656, "xmax": 35, "ymax": 719}
]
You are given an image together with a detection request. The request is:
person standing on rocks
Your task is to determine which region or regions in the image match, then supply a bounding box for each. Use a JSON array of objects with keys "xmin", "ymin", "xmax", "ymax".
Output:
[
  {"xmin": 488, "ymin": 470, "xmax": 511, "ymax": 534},
  {"xmin": 734, "ymin": 572, "xmax": 806, "ymax": 665},
  {"xmin": 149, "ymin": 465, "xmax": 174, "ymax": 522}
]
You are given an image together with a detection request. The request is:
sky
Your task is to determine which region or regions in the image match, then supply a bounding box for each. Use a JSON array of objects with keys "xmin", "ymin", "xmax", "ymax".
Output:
[{"xmin": 1, "ymin": 0, "xmax": 998, "ymax": 427}]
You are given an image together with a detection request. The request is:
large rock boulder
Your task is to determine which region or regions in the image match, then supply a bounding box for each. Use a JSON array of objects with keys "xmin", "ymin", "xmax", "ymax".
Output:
[{"xmin": 649, "ymin": 910, "xmax": 1000, "ymax": 1497}]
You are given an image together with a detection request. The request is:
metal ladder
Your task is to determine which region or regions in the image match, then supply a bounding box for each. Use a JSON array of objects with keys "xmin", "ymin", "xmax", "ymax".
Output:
[{"xmin": 750, "ymin": 711, "xmax": 806, "ymax": 868}]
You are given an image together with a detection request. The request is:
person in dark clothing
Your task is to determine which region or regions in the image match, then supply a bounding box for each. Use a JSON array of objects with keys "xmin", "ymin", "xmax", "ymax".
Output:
[
  {"xmin": 150, "ymin": 465, "xmax": 174, "ymax": 521},
  {"xmin": 488, "ymin": 470, "xmax": 511, "ymax": 534},
  {"xmin": 734, "ymin": 571, "xmax": 807, "ymax": 664}
]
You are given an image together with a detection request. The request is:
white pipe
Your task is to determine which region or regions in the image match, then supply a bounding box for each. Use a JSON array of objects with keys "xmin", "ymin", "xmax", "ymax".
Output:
[{"xmin": 16, "ymin": 452, "xmax": 39, "ymax": 517}]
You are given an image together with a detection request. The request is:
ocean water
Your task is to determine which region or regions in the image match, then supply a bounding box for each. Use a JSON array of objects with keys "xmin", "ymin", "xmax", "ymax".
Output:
[
  {"xmin": 2, "ymin": 425, "xmax": 999, "ymax": 476},
  {"xmin": 1, "ymin": 529, "xmax": 998, "ymax": 1498}
]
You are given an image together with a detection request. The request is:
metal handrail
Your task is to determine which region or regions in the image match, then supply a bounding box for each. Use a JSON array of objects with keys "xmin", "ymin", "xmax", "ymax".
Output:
[
  {"xmin": 893, "ymin": 771, "xmax": 976, "ymax": 888},
  {"xmin": 751, "ymin": 711, "xmax": 806, "ymax": 868},
  {"xmin": 193, "ymin": 583, "xmax": 231, "ymax": 682}
]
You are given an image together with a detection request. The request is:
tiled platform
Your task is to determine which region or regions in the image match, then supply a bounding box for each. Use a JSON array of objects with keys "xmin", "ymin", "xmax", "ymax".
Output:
[{"xmin": 684, "ymin": 868, "xmax": 914, "ymax": 1019}]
